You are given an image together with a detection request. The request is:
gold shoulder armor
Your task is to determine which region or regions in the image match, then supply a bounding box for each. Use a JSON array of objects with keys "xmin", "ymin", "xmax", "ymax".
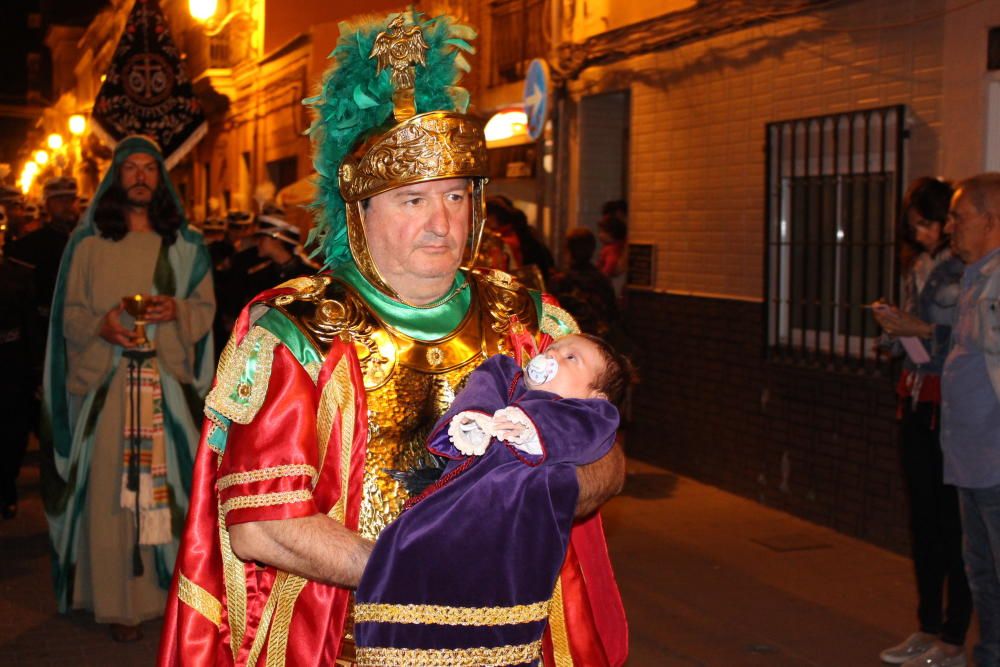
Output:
[
  {"xmin": 267, "ymin": 275, "xmax": 397, "ymax": 389},
  {"xmin": 271, "ymin": 274, "xmax": 332, "ymax": 307},
  {"xmin": 206, "ymin": 326, "xmax": 282, "ymax": 425},
  {"xmin": 468, "ymin": 267, "xmax": 539, "ymax": 337}
]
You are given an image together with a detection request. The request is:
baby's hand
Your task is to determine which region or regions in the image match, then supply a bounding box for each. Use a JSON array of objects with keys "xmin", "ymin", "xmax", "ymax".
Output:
[
  {"xmin": 447, "ymin": 411, "xmax": 493, "ymax": 456},
  {"xmin": 491, "ymin": 416, "xmax": 526, "ymax": 441},
  {"xmin": 492, "ymin": 407, "xmax": 542, "ymax": 456}
]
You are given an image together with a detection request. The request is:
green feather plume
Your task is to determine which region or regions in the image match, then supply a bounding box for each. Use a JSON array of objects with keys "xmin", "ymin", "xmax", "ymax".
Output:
[{"xmin": 305, "ymin": 11, "xmax": 478, "ymax": 267}]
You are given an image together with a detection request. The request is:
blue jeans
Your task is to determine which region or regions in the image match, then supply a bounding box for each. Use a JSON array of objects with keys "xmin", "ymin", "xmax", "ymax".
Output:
[{"xmin": 959, "ymin": 484, "xmax": 1000, "ymax": 667}]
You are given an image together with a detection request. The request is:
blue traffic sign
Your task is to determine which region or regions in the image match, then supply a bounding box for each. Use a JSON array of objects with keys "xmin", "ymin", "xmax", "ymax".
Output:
[{"xmin": 523, "ymin": 59, "xmax": 550, "ymax": 142}]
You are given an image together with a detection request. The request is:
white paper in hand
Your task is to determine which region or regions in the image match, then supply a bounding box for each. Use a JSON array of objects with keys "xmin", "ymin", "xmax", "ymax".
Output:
[{"xmin": 900, "ymin": 336, "xmax": 931, "ymax": 365}]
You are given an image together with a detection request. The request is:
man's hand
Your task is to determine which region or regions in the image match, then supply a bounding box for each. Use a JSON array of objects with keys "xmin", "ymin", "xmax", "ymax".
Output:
[
  {"xmin": 229, "ymin": 514, "xmax": 374, "ymax": 588},
  {"xmin": 99, "ymin": 304, "xmax": 138, "ymax": 348},
  {"xmin": 575, "ymin": 443, "xmax": 625, "ymax": 517},
  {"xmin": 145, "ymin": 295, "xmax": 177, "ymax": 323}
]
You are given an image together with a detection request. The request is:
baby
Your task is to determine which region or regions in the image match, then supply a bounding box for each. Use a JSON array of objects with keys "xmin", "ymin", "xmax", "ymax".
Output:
[{"xmin": 354, "ymin": 333, "xmax": 631, "ymax": 667}]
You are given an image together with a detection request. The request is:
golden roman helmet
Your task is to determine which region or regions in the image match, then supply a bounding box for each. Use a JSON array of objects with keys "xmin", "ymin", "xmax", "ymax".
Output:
[{"xmin": 323, "ymin": 14, "xmax": 489, "ymax": 301}]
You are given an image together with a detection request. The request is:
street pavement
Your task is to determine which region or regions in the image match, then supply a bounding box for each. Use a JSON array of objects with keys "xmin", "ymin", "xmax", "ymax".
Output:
[{"xmin": 0, "ymin": 451, "xmax": 966, "ymax": 665}]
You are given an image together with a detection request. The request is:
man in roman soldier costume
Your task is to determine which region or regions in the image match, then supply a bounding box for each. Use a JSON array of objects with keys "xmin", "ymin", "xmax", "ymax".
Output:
[{"xmin": 159, "ymin": 11, "xmax": 626, "ymax": 667}]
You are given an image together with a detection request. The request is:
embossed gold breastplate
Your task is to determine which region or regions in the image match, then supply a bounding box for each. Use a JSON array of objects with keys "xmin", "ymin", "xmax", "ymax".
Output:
[{"xmin": 270, "ymin": 270, "xmax": 538, "ymax": 538}]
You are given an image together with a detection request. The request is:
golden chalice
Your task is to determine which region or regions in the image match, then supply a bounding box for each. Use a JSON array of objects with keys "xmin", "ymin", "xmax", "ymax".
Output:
[{"xmin": 121, "ymin": 294, "xmax": 153, "ymax": 350}]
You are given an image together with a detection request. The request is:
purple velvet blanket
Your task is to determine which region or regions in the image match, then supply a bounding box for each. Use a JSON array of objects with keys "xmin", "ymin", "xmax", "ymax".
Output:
[{"xmin": 354, "ymin": 354, "xmax": 618, "ymax": 663}]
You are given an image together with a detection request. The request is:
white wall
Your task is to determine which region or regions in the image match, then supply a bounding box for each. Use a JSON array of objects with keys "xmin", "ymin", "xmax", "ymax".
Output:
[{"xmin": 941, "ymin": 0, "xmax": 1000, "ymax": 177}]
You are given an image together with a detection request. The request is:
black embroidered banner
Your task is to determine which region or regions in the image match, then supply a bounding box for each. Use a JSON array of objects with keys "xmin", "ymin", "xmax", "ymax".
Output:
[{"xmin": 92, "ymin": 0, "xmax": 206, "ymax": 169}]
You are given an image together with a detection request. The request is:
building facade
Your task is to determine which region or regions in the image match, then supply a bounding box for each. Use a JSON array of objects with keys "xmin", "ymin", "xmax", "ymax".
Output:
[{"xmin": 544, "ymin": 0, "xmax": 1000, "ymax": 552}]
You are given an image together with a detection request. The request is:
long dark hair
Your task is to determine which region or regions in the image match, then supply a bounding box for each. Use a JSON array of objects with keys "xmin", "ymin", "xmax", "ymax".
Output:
[
  {"xmin": 93, "ymin": 176, "xmax": 183, "ymax": 246},
  {"xmin": 899, "ymin": 177, "xmax": 953, "ymax": 259}
]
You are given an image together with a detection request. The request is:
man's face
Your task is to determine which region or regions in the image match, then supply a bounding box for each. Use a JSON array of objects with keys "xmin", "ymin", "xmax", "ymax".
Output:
[
  {"xmin": 255, "ymin": 234, "xmax": 284, "ymax": 261},
  {"xmin": 946, "ymin": 189, "xmax": 994, "ymax": 263},
  {"xmin": 119, "ymin": 152, "xmax": 159, "ymax": 207},
  {"xmin": 362, "ymin": 178, "xmax": 471, "ymax": 294},
  {"xmin": 524, "ymin": 334, "xmax": 606, "ymax": 400},
  {"xmin": 46, "ymin": 195, "xmax": 78, "ymax": 224}
]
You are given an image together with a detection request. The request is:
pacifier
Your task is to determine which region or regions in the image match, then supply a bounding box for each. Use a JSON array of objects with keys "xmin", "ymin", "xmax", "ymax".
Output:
[{"xmin": 526, "ymin": 354, "xmax": 558, "ymax": 385}]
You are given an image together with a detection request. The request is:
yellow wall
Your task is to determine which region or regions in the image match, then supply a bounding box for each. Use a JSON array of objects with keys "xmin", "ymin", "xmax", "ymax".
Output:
[{"xmin": 569, "ymin": 0, "xmax": 697, "ymax": 43}]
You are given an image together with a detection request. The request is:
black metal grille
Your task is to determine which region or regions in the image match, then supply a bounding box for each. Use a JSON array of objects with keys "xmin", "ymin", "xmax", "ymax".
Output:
[
  {"xmin": 765, "ymin": 105, "xmax": 907, "ymax": 372},
  {"xmin": 489, "ymin": 0, "xmax": 546, "ymax": 86}
]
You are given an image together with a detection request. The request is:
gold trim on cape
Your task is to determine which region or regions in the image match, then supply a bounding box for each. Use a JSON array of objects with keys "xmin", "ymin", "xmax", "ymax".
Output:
[
  {"xmin": 331, "ymin": 355, "xmax": 356, "ymax": 523},
  {"xmin": 266, "ymin": 574, "xmax": 309, "ymax": 667},
  {"xmin": 353, "ymin": 600, "xmax": 550, "ymax": 626},
  {"xmin": 217, "ymin": 463, "xmax": 248, "ymax": 660},
  {"xmin": 355, "ymin": 640, "xmax": 542, "ymax": 667},
  {"xmin": 217, "ymin": 464, "xmax": 318, "ymax": 491},
  {"xmin": 177, "ymin": 572, "xmax": 222, "ymax": 628},
  {"xmin": 220, "ymin": 489, "xmax": 313, "ymax": 519},
  {"xmin": 258, "ymin": 353, "xmax": 360, "ymax": 666},
  {"xmin": 548, "ymin": 577, "xmax": 574, "ymax": 666}
]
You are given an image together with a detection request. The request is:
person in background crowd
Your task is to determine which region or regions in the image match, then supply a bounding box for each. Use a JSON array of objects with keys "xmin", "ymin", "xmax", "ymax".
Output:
[
  {"xmin": 602, "ymin": 199, "xmax": 627, "ymax": 225},
  {"xmin": 0, "ymin": 187, "xmax": 29, "ymax": 244},
  {"xmin": 597, "ymin": 218, "xmax": 628, "ymax": 298},
  {"xmin": 485, "ymin": 196, "xmax": 523, "ymax": 265},
  {"xmin": 0, "ymin": 250, "xmax": 35, "ymax": 519},
  {"xmin": 21, "ymin": 203, "xmax": 42, "ymax": 236},
  {"xmin": 5, "ymin": 177, "xmax": 82, "ymax": 447},
  {"xmin": 42, "ymin": 136, "xmax": 215, "ymax": 643},
  {"xmin": 200, "ymin": 216, "xmax": 227, "ymax": 265},
  {"xmin": 485, "ymin": 196, "xmax": 554, "ymax": 289},
  {"xmin": 6, "ymin": 177, "xmax": 81, "ymax": 335},
  {"xmin": 873, "ymin": 177, "xmax": 971, "ymax": 667},
  {"xmin": 476, "ymin": 226, "xmax": 518, "ymax": 272},
  {"xmin": 201, "ymin": 216, "xmax": 233, "ymax": 360},
  {"xmin": 937, "ymin": 172, "xmax": 1000, "ymax": 667},
  {"xmin": 549, "ymin": 226, "xmax": 618, "ymax": 338},
  {"xmin": 597, "ymin": 211, "xmax": 628, "ymax": 298},
  {"xmin": 247, "ymin": 209, "xmax": 316, "ymax": 294},
  {"xmin": 225, "ymin": 210, "xmax": 258, "ymax": 275},
  {"xmin": 212, "ymin": 210, "xmax": 257, "ymax": 345},
  {"xmin": 0, "ymin": 205, "xmax": 8, "ymax": 251},
  {"xmin": 509, "ymin": 204, "xmax": 554, "ymax": 282}
]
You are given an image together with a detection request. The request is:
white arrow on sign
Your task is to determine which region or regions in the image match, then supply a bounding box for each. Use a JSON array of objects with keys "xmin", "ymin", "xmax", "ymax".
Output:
[{"xmin": 525, "ymin": 84, "xmax": 543, "ymax": 112}]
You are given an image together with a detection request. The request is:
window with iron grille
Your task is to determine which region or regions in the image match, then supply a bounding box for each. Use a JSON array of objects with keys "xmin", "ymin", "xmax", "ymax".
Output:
[
  {"xmin": 765, "ymin": 105, "xmax": 906, "ymax": 372},
  {"xmin": 489, "ymin": 0, "xmax": 546, "ymax": 87}
]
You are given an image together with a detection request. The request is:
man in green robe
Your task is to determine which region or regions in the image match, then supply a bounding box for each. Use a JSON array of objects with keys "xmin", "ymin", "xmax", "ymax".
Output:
[{"xmin": 43, "ymin": 135, "xmax": 216, "ymax": 642}]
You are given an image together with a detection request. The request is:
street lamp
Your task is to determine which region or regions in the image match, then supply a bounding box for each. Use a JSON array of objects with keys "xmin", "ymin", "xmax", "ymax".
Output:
[
  {"xmin": 484, "ymin": 108, "xmax": 529, "ymax": 148},
  {"xmin": 68, "ymin": 114, "xmax": 87, "ymax": 137},
  {"xmin": 47, "ymin": 133, "xmax": 65, "ymax": 151},
  {"xmin": 188, "ymin": 0, "xmax": 252, "ymax": 37},
  {"xmin": 20, "ymin": 161, "xmax": 39, "ymax": 194},
  {"xmin": 33, "ymin": 150, "xmax": 49, "ymax": 166},
  {"xmin": 189, "ymin": 0, "xmax": 218, "ymax": 22}
]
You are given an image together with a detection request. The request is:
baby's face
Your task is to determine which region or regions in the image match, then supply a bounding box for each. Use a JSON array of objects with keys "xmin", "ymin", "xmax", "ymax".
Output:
[{"xmin": 524, "ymin": 334, "xmax": 606, "ymax": 400}]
